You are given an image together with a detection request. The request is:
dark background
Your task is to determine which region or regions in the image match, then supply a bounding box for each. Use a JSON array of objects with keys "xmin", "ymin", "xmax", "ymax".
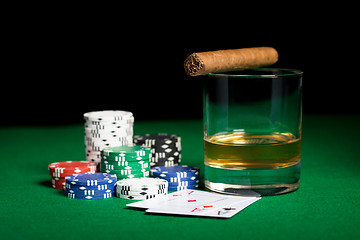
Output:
[{"xmin": 3, "ymin": 7, "xmax": 359, "ymax": 126}]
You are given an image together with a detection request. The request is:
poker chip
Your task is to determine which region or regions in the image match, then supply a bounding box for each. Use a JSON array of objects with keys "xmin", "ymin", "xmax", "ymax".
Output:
[
  {"xmin": 64, "ymin": 173, "xmax": 117, "ymax": 200},
  {"xmin": 66, "ymin": 192, "xmax": 113, "ymax": 200},
  {"xmin": 65, "ymin": 182, "xmax": 115, "ymax": 191},
  {"xmin": 133, "ymin": 134, "xmax": 181, "ymax": 167},
  {"xmin": 48, "ymin": 161, "xmax": 97, "ymax": 189},
  {"xmin": 115, "ymin": 178, "xmax": 168, "ymax": 200},
  {"xmin": 48, "ymin": 161, "xmax": 97, "ymax": 177},
  {"xmin": 84, "ymin": 110, "xmax": 134, "ymax": 164},
  {"xmin": 168, "ymin": 184, "xmax": 199, "ymax": 191},
  {"xmin": 101, "ymin": 160, "xmax": 150, "ymax": 170},
  {"xmin": 84, "ymin": 110, "xmax": 134, "ymax": 122},
  {"xmin": 102, "ymin": 146, "xmax": 152, "ymax": 158},
  {"xmin": 166, "ymin": 176, "xmax": 200, "ymax": 184},
  {"xmin": 151, "ymin": 165, "xmax": 200, "ymax": 178},
  {"xmin": 115, "ymin": 194, "xmax": 165, "ymax": 200},
  {"xmin": 65, "ymin": 173, "xmax": 117, "ymax": 186},
  {"xmin": 150, "ymin": 165, "xmax": 200, "ymax": 191},
  {"xmin": 102, "ymin": 170, "xmax": 150, "ymax": 179},
  {"xmin": 116, "ymin": 178, "xmax": 168, "ymax": 191},
  {"xmin": 101, "ymin": 146, "xmax": 152, "ymax": 180},
  {"xmin": 65, "ymin": 188, "xmax": 113, "ymax": 196}
]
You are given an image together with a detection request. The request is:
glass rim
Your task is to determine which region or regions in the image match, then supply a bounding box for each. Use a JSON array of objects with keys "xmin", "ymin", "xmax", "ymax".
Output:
[{"xmin": 207, "ymin": 68, "xmax": 303, "ymax": 78}]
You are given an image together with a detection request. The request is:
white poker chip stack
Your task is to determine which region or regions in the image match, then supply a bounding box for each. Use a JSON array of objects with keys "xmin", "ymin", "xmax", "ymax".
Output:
[
  {"xmin": 115, "ymin": 178, "xmax": 168, "ymax": 200},
  {"xmin": 84, "ymin": 110, "xmax": 134, "ymax": 165}
]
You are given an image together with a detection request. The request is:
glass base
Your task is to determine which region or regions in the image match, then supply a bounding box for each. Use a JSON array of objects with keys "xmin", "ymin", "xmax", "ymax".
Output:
[{"xmin": 204, "ymin": 163, "xmax": 300, "ymax": 196}]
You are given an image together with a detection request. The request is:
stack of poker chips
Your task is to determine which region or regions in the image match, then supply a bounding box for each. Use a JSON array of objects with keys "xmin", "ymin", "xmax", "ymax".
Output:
[
  {"xmin": 84, "ymin": 110, "xmax": 134, "ymax": 164},
  {"xmin": 48, "ymin": 161, "xmax": 97, "ymax": 189},
  {"xmin": 101, "ymin": 146, "xmax": 152, "ymax": 179},
  {"xmin": 133, "ymin": 134, "xmax": 181, "ymax": 167},
  {"xmin": 65, "ymin": 173, "xmax": 117, "ymax": 199},
  {"xmin": 150, "ymin": 165, "xmax": 200, "ymax": 191},
  {"xmin": 115, "ymin": 178, "xmax": 168, "ymax": 200}
]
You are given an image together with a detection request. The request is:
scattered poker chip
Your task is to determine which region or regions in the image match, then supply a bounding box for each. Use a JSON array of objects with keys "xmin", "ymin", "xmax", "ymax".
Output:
[
  {"xmin": 65, "ymin": 173, "xmax": 117, "ymax": 186},
  {"xmin": 133, "ymin": 133, "xmax": 181, "ymax": 167},
  {"xmin": 84, "ymin": 110, "xmax": 134, "ymax": 164},
  {"xmin": 150, "ymin": 165, "xmax": 200, "ymax": 191},
  {"xmin": 116, "ymin": 178, "xmax": 168, "ymax": 200}
]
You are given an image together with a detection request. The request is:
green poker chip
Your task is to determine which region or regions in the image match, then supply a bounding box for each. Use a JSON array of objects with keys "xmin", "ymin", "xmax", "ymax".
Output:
[
  {"xmin": 102, "ymin": 153, "xmax": 151, "ymax": 162},
  {"xmin": 101, "ymin": 161, "xmax": 150, "ymax": 171},
  {"xmin": 101, "ymin": 146, "xmax": 152, "ymax": 158},
  {"xmin": 106, "ymin": 170, "xmax": 150, "ymax": 180}
]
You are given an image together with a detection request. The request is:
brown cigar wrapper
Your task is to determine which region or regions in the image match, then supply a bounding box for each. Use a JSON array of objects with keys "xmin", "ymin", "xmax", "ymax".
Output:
[{"xmin": 184, "ymin": 47, "xmax": 278, "ymax": 76}]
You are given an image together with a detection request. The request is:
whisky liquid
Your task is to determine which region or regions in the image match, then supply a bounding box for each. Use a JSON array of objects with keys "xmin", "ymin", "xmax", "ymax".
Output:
[
  {"xmin": 204, "ymin": 132, "xmax": 301, "ymax": 195},
  {"xmin": 204, "ymin": 132, "xmax": 301, "ymax": 170}
]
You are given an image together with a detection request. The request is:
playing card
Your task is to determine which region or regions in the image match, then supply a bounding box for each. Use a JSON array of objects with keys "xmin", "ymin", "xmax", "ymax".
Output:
[
  {"xmin": 145, "ymin": 197, "xmax": 260, "ymax": 218},
  {"xmin": 126, "ymin": 190, "xmax": 260, "ymax": 218}
]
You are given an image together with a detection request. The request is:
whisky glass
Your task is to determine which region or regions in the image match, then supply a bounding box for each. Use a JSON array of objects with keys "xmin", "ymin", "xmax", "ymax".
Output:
[{"xmin": 203, "ymin": 68, "xmax": 303, "ymax": 196}]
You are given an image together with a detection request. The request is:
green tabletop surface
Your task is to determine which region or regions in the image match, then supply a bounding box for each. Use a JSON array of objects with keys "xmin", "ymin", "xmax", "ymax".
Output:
[{"xmin": 0, "ymin": 114, "xmax": 359, "ymax": 240}]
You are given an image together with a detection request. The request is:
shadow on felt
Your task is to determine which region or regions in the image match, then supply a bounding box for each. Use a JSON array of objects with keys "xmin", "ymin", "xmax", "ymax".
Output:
[{"xmin": 38, "ymin": 179, "xmax": 52, "ymax": 188}]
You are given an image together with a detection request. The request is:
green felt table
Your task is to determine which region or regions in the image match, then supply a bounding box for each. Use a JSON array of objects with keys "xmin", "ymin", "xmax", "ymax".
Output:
[{"xmin": 0, "ymin": 115, "xmax": 359, "ymax": 240}]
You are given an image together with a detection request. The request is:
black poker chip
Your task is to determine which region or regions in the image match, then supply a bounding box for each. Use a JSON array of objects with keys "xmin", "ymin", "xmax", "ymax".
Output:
[{"xmin": 134, "ymin": 133, "xmax": 181, "ymax": 167}]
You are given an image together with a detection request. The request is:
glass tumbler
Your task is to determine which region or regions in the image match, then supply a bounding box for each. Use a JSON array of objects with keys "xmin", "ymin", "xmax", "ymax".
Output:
[{"xmin": 203, "ymin": 68, "xmax": 303, "ymax": 196}]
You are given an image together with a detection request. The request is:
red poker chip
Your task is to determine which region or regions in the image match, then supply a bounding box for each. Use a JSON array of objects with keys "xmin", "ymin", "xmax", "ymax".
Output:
[
  {"xmin": 52, "ymin": 183, "xmax": 66, "ymax": 187},
  {"xmin": 51, "ymin": 181, "xmax": 66, "ymax": 189},
  {"xmin": 52, "ymin": 184, "xmax": 65, "ymax": 190},
  {"xmin": 52, "ymin": 177, "xmax": 66, "ymax": 181},
  {"xmin": 52, "ymin": 178, "xmax": 66, "ymax": 185},
  {"xmin": 48, "ymin": 161, "xmax": 97, "ymax": 177},
  {"xmin": 51, "ymin": 183, "xmax": 65, "ymax": 187}
]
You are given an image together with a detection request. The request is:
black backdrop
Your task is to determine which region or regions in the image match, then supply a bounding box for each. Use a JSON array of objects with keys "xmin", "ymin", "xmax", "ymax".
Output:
[{"xmin": 3, "ymin": 10, "xmax": 359, "ymax": 126}]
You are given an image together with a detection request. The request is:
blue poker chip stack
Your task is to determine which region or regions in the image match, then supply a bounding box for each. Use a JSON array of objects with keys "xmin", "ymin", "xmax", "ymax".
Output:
[
  {"xmin": 150, "ymin": 165, "xmax": 200, "ymax": 191},
  {"xmin": 64, "ymin": 173, "xmax": 117, "ymax": 199}
]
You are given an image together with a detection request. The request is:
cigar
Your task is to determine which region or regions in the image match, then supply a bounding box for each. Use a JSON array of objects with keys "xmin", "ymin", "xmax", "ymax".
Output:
[{"xmin": 184, "ymin": 47, "xmax": 278, "ymax": 76}]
